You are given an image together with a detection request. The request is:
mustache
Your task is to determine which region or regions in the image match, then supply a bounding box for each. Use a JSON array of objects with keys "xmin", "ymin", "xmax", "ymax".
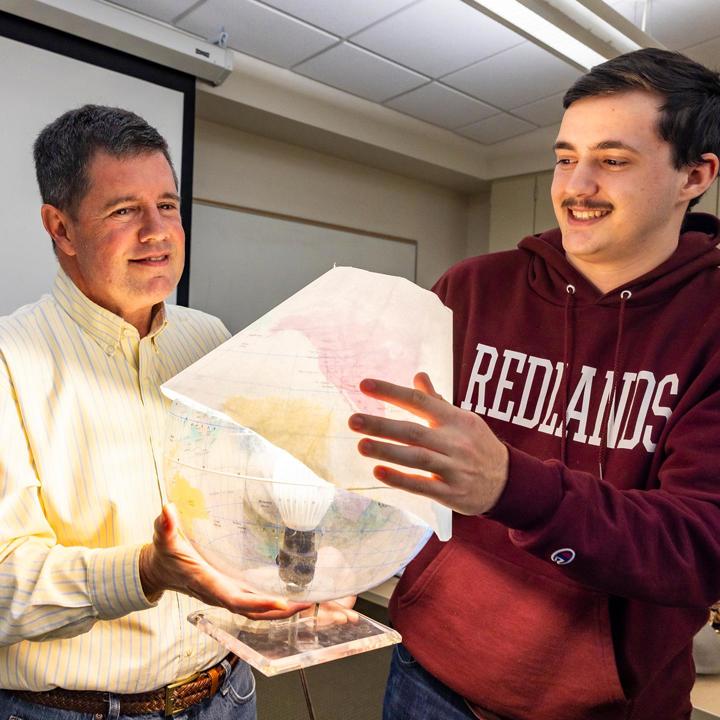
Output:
[{"xmin": 561, "ymin": 198, "xmax": 613, "ymax": 211}]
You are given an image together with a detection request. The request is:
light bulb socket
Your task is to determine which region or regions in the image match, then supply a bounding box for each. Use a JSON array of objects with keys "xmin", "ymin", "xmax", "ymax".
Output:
[{"xmin": 277, "ymin": 527, "xmax": 318, "ymax": 589}]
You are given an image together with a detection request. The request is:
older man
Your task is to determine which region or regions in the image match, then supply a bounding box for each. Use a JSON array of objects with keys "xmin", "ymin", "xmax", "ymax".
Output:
[{"xmin": 0, "ymin": 105, "xmax": 308, "ymax": 720}]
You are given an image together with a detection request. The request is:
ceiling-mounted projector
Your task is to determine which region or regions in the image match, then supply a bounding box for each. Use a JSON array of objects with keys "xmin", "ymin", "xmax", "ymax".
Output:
[{"xmin": 0, "ymin": 0, "xmax": 233, "ymax": 86}]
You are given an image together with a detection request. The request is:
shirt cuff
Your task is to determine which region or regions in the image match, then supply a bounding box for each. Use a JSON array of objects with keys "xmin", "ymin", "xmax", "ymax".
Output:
[
  {"xmin": 87, "ymin": 544, "xmax": 158, "ymax": 620},
  {"xmin": 485, "ymin": 445, "xmax": 564, "ymax": 530}
]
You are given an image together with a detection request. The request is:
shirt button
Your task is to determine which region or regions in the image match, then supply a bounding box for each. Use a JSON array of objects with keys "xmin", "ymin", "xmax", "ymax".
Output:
[
  {"xmin": 185, "ymin": 648, "xmax": 193, "ymax": 657},
  {"xmin": 105, "ymin": 344, "xmax": 115, "ymax": 356}
]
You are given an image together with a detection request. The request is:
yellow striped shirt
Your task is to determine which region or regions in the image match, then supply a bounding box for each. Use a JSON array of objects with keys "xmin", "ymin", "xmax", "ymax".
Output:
[{"xmin": 0, "ymin": 268, "xmax": 233, "ymax": 692}]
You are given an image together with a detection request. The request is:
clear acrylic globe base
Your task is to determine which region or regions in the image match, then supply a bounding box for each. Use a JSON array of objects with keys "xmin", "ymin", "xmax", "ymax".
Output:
[
  {"xmin": 187, "ymin": 606, "xmax": 401, "ymax": 676},
  {"xmin": 165, "ymin": 401, "xmax": 431, "ymax": 675}
]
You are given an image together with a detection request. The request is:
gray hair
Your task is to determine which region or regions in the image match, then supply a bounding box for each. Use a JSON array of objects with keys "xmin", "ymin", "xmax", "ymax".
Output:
[{"xmin": 34, "ymin": 104, "xmax": 177, "ymax": 217}]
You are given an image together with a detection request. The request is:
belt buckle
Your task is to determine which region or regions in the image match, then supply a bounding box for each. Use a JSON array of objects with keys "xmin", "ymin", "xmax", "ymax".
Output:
[{"xmin": 164, "ymin": 671, "xmax": 201, "ymax": 717}]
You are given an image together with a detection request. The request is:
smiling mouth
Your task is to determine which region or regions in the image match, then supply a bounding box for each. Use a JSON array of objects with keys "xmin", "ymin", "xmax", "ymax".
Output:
[
  {"xmin": 567, "ymin": 207, "xmax": 612, "ymax": 221},
  {"xmin": 130, "ymin": 254, "xmax": 169, "ymax": 264}
]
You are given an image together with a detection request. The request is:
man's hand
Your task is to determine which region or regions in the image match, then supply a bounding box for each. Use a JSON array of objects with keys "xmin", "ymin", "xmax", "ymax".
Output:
[
  {"xmin": 303, "ymin": 596, "xmax": 360, "ymax": 627},
  {"xmin": 348, "ymin": 372, "xmax": 509, "ymax": 516},
  {"xmin": 140, "ymin": 503, "xmax": 310, "ymax": 619}
]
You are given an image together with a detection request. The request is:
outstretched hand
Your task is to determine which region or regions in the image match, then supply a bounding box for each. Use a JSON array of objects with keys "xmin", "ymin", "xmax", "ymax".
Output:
[
  {"xmin": 348, "ymin": 372, "xmax": 509, "ymax": 516},
  {"xmin": 140, "ymin": 503, "xmax": 311, "ymax": 620}
]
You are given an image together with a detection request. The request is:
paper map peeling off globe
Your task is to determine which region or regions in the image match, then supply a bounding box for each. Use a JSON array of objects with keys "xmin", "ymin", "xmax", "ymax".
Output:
[{"xmin": 161, "ymin": 267, "xmax": 453, "ymax": 601}]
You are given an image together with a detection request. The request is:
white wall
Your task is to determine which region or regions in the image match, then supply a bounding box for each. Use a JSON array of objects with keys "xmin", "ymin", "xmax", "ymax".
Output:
[{"xmin": 193, "ymin": 119, "xmax": 480, "ymax": 289}]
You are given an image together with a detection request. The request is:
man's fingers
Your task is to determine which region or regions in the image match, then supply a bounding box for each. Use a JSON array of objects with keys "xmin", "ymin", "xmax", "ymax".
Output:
[
  {"xmin": 319, "ymin": 599, "xmax": 360, "ymax": 623},
  {"xmin": 152, "ymin": 507, "xmax": 172, "ymax": 549},
  {"xmin": 371, "ymin": 466, "xmax": 448, "ymax": 503},
  {"xmin": 244, "ymin": 606, "xmax": 308, "ymax": 621},
  {"xmin": 358, "ymin": 378, "xmax": 451, "ymax": 422},
  {"xmin": 228, "ymin": 594, "xmax": 290, "ymax": 613},
  {"xmin": 358, "ymin": 437, "xmax": 446, "ymax": 475},
  {"xmin": 300, "ymin": 600, "xmax": 361, "ymax": 627},
  {"xmin": 154, "ymin": 503, "xmax": 182, "ymax": 545},
  {"xmin": 349, "ymin": 414, "xmax": 448, "ymax": 455},
  {"xmin": 192, "ymin": 575, "xmax": 301, "ymax": 616},
  {"xmin": 413, "ymin": 372, "xmax": 441, "ymax": 398},
  {"xmin": 320, "ymin": 607, "xmax": 356, "ymax": 625},
  {"xmin": 191, "ymin": 567, "xmax": 294, "ymax": 612}
]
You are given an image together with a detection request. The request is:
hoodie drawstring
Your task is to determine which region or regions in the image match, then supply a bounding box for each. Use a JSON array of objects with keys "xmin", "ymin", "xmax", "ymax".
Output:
[
  {"xmin": 597, "ymin": 289, "xmax": 632, "ymax": 480},
  {"xmin": 560, "ymin": 284, "xmax": 576, "ymax": 464},
  {"xmin": 560, "ymin": 286, "xmax": 631, "ymax": 477}
]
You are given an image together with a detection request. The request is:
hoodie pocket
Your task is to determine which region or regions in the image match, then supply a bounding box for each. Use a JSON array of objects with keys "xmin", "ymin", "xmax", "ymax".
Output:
[
  {"xmin": 396, "ymin": 537, "xmax": 456, "ymax": 609},
  {"xmin": 392, "ymin": 539, "xmax": 628, "ymax": 720}
]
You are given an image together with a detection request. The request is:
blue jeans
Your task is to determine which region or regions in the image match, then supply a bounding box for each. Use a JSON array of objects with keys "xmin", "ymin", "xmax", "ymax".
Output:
[
  {"xmin": 0, "ymin": 659, "xmax": 255, "ymax": 720},
  {"xmin": 383, "ymin": 644, "xmax": 476, "ymax": 720}
]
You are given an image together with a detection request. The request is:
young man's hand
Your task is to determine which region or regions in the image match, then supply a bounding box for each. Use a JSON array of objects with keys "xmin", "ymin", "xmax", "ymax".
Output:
[{"xmin": 348, "ymin": 372, "xmax": 509, "ymax": 516}]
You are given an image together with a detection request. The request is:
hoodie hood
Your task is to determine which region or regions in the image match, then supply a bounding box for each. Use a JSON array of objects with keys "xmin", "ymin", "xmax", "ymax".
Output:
[{"xmin": 519, "ymin": 212, "xmax": 720, "ymax": 307}]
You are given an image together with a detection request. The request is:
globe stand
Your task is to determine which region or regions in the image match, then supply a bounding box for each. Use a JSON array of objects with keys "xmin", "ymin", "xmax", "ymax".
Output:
[{"xmin": 187, "ymin": 605, "xmax": 401, "ymax": 677}]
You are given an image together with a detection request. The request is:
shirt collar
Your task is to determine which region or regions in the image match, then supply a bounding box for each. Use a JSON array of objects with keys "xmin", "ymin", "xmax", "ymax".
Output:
[{"xmin": 52, "ymin": 268, "xmax": 168, "ymax": 353}]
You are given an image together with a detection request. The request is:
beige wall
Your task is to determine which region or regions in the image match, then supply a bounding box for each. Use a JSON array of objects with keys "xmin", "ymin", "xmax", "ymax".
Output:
[
  {"xmin": 488, "ymin": 169, "xmax": 558, "ymax": 254},
  {"xmin": 194, "ymin": 119, "xmax": 485, "ymax": 288},
  {"xmin": 465, "ymin": 192, "xmax": 492, "ymax": 257},
  {"xmin": 693, "ymin": 178, "xmax": 720, "ymax": 215}
]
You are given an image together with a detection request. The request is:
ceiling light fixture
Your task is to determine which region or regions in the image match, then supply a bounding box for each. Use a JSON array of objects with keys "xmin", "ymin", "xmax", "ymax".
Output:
[{"xmin": 462, "ymin": 0, "xmax": 664, "ymax": 71}]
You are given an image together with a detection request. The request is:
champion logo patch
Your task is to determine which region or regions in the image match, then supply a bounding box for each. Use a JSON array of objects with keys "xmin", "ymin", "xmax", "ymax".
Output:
[{"xmin": 550, "ymin": 548, "xmax": 576, "ymax": 565}]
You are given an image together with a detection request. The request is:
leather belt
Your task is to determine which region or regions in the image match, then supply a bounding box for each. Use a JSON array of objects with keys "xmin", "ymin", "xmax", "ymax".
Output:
[{"xmin": 13, "ymin": 654, "xmax": 240, "ymax": 717}]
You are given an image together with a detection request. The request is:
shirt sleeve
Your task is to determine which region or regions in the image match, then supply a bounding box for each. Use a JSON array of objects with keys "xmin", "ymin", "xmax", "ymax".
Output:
[
  {"xmin": 0, "ymin": 356, "xmax": 156, "ymax": 646},
  {"xmin": 486, "ymin": 381, "xmax": 720, "ymax": 609}
]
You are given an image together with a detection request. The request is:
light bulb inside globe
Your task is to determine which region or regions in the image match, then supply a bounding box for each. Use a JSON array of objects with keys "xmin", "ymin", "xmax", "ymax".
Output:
[{"xmin": 270, "ymin": 450, "xmax": 335, "ymax": 592}]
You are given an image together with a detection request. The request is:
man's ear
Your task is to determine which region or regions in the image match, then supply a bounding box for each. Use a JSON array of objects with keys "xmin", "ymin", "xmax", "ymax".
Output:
[
  {"xmin": 40, "ymin": 204, "xmax": 77, "ymax": 257},
  {"xmin": 680, "ymin": 152, "xmax": 720, "ymax": 205}
]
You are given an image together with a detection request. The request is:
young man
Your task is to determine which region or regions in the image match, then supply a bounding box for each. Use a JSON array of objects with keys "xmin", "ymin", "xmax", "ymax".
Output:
[
  {"xmin": 349, "ymin": 49, "xmax": 720, "ymax": 720},
  {"xmin": 0, "ymin": 105, "xmax": 311, "ymax": 720}
]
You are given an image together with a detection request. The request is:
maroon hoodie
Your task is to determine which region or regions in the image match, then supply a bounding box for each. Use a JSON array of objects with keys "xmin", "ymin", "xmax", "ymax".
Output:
[{"xmin": 389, "ymin": 213, "xmax": 720, "ymax": 720}]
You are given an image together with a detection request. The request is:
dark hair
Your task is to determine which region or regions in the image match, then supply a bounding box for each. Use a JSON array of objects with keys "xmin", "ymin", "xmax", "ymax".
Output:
[
  {"xmin": 33, "ymin": 104, "xmax": 177, "ymax": 216},
  {"xmin": 563, "ymin": 48, "xmax": 720, "ymax": 209}
]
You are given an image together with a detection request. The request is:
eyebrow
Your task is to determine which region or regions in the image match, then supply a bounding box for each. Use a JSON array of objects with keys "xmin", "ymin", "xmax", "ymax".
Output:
[
  {"xmin": 101, "ymin": 192, "xmax": 180, "ymax": 212},
  {"xmin": 553, "ymin": 140, "xmax": 640, "ymax": 154}
]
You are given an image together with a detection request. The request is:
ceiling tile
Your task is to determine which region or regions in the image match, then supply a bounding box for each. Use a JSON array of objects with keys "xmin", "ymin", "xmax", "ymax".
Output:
[
  {"xmin": 444, "ymin": 42, "xmax": 581, "ymax": 110},
  {"xmin": 106, "ymin": 0, "xmax": 198, "ymax": 23},
  {"xmin": 352, "ymin": 0, "xmax": 524, "ymax": 78},
  {"xmin": 648, "ymin": 0, "xmax": 720, "ymax": 51},
  {"xmin": 511, "ymin": 92, "xmax": 565, "ymax": 127},
  {"xmin": 295, "ymin": 43, "xmax": 427, "ymax": 103},
  {"xmin": 684, "ymin": 35, "xmax": 720, "ymax": 71},
  {"xmin": 258, "ymin": 0, "xmax": 417, "ymax": 37},
  {"xmin": 386, "ymin": 82, "xmax": 497, "ymax": 129},
  {"xmin": 176, "ymin": 0, "xmax": 338, "ymax": 68},
  {"xmin": 609, "ymin": 0, "xmax": 720, "ymax": 51},
  {"xmin": 456, "ymin": 113, "xmax": 536, "ymax": 144}
]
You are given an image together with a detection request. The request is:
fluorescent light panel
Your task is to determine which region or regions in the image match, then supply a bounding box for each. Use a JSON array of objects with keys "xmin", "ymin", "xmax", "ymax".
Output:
[
  {"xmin": 544, "ymin": 0, "xmax": 642, "ymax": 54},
  {"xmin": 466, "ymin": 0, "xmax": 617, "ymax": 69}
]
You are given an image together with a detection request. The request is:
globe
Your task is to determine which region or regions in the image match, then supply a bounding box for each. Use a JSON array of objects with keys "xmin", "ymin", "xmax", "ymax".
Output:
[{"xmin": 164, "ymin": 400, "xmax": 433, "ymax": 603}]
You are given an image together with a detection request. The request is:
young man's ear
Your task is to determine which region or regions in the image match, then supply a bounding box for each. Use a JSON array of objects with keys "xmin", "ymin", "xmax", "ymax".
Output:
[
  {"xmin": 41, "ymin": 204, "xmax": 77, "ymax": 257},
  {"xmin": 681, "ymin": 152, "xmax": 720, "ymax": 206}
]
